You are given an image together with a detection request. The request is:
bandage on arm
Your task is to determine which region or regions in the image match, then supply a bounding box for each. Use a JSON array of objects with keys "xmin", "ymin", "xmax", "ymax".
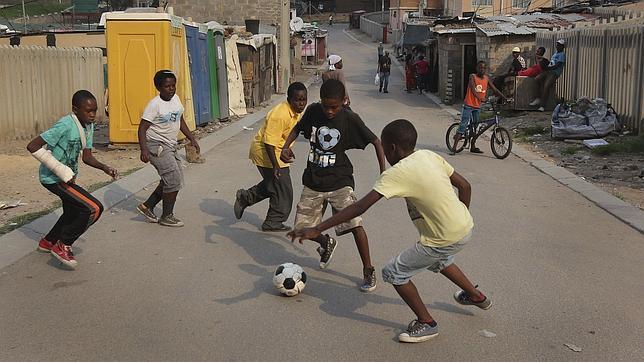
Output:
[{"xmin": 31, "ymin": 148, "xmax": 74, "ymax": 182}]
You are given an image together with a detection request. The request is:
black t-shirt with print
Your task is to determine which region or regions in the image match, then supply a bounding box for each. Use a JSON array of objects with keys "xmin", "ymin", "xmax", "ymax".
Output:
[{"xmin": 294, "ymin": 103, "xmax": 377, "ymax": 192}]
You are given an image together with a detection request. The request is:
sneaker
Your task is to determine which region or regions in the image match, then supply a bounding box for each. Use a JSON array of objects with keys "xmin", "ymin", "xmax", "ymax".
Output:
[
  {"xmin": 261, "ymin": 223, "xmax": 292, "ymax": 232},
  {"xmin": 360, "ymin": 266, "xmax": 377, "ymax": 292},
  {"xmin": 37, "ymin": 238, "xmax": 56, "ymax": 253},
  {"xmin": 529, "ymin": 98, "xmax": 541, "ymax": 106},
  {"xmin": 453, "ymin": 287, "xmax": 492, "ymax": 310},
  {"xmin": 316, "ymin": 236, "xmax": 337, "ymax": 269},
  {"xmin": 398, "ymin": 319, "xmax": 439, "ymax": 343},
  {"xmin": 537, "ymin": 106, "xmax": 545, "ymax": 112},
  {"xmin": 137, "ymin": 203, "xmax": 158, "ymax": 223},
  {"xmin": 50, "ymin": 242, "xmax": 78, "ymax": 269},
  {"xmin": 234, "ymin": 189, "xmax": 248, "ymax": 220},
  {"xmin": 159, "ymin": 214, "xmax": 185, "ymax": 227}
]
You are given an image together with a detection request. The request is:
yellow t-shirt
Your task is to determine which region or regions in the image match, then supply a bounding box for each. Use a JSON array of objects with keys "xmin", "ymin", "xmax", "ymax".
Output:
[
  {"xmin": 249, "ymin": 101, "xmax": 302, "ymax": 168},
  {"xmin": 373, "ymin": 150, "xmax": 474, "ymax": 247}
]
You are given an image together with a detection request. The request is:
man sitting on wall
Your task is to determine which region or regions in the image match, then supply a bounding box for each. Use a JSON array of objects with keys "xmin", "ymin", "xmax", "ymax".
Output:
[
  {"xmin": 492, "ymin": 47, "xmax": 527, "ymax": 93},
  {"xmin": 530, "ymin": 39, "xmax": 566, "ymax": 111},
  {"xmin": 518, "ymin": 47, "xmax": 550, "ymax": 78}
]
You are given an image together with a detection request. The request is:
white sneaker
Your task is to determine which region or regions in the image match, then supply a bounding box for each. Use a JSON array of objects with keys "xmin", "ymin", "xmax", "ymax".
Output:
[
  {"xmin": 537, "ymin": 106, "xmax": 545, "ymax": 112},
  {"xmin": 529, "ymin": 98, "xmax": 541, "ymax": 106}
]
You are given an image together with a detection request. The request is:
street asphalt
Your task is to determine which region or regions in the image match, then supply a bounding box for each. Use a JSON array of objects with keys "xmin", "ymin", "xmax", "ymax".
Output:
[{"xmin": 1, "ymin": 26, "xmax": 643, "ymax": 361}]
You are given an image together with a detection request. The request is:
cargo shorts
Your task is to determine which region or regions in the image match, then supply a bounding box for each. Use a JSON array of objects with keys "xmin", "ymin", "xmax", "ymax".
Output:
[
  {"xmin": 381, "ymin": 232, "xmax": 472, "ymax": 286},
  {"xmin": 147, "ymin": 141, "xmax": 184, "ymax": 193},
  {"xmin": 294, "ymin": 186, "xmax": 363, "ymax": 236}
]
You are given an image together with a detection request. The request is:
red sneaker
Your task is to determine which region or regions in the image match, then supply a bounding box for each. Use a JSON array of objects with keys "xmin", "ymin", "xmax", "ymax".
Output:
[
  {"xmin": 50, "ymin": 242, "xmax": 78, "ymax": 269},
  {"xmin": 37, "ymin": 238, "xmax": 56, "ymax": 253}
]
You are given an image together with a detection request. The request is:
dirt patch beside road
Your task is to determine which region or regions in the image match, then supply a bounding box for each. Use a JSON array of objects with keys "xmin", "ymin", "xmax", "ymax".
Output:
[{"xmin": 501, "ymin": 111, "xmax": 644, "ymax": 210}]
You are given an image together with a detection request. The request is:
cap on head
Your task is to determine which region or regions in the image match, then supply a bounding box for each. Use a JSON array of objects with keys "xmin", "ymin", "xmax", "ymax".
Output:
[
  {"xmin": 512, "ymin": 47, "xmax": 521, "ymax": 53},
  {"xmin": 328, "ymin": 54, "xmax": 342, "ymax": 70},
  {"xmin": 556, "ymin": 39, "xmax": 566, "ymax": 46}
]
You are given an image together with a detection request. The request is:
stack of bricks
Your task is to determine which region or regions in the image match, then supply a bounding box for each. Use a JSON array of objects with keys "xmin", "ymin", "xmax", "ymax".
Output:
[{"xmin": 169, "ymin": 0, "xmax": 281, "ymax": 26}]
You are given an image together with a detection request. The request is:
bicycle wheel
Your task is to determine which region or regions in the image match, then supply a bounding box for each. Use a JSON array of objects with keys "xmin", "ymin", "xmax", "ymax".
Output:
[
  {"xmin": 446, "ymin": 123, "xmax": 466, "ymax": 153},
  {"xmin": 490, "ymin": 127, "xmax": 513, "ymax": 159}
]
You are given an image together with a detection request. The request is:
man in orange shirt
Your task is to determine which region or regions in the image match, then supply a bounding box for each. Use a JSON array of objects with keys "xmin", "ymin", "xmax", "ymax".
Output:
[{"xmin": 452, "ymin": 61, "xmax": 504, "ymax": 154}]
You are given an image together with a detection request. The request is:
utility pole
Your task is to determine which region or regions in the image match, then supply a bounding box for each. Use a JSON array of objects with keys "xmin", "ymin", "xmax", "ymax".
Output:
[
  {"xmin": 21, "ymin": 0, "xmax": 27, "ymax": 33},
  {"xmin": 381, "ymin": 0, "xmax": 384, "ymax": 23},
  {"xmin": 280, "ymin": 0, "xmax": 291, "ymax": 93}
]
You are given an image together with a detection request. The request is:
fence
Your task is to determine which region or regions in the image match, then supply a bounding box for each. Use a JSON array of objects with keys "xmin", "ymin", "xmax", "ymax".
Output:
[
  {"xmin": 536, "ymin": 24, "xmax": 644, "ymax": 134},
  {"xmin": 0, "ymin": 45, "xmax": 104, "ymax": 142},
  {"xmin": 360, "ymin": 11, "xmax": 390, "ymax": 43}
]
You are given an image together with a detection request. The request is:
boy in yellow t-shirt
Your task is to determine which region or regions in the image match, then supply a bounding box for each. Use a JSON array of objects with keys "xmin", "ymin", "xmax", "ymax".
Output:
[
  {"xmin": 289, "ymin": 119, "xmax": 491, "ymax": 343},
  {"xmin": 234, "ymin": 82, "xmax": 308, "ymax": 231}
]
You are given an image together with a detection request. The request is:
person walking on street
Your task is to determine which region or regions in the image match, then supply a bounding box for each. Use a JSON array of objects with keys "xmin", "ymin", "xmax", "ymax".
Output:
[
  {"xmin": 414, "ymin": 55, "xmax": 429, "ymax": 94},
  {"xmin": 378, "ymin": 51, "xmax": 392, "ymax": 93},
  {"xmin": 405, "ymin": 54, "xmax": 416, "ymax": 93},
  {"xmin": 322, "ymin": 54, "xmax": 350, "ymax": 107}
]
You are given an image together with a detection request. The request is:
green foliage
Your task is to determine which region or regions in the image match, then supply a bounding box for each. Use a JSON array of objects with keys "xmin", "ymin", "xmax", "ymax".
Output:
[{"xmin": 591, "ymin": 136, "xmax": 644, "ymax": 156}]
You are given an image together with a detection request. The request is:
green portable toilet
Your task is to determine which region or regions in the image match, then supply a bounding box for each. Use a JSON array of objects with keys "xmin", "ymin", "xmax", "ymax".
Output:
[{"xmin": 206, "ymin": 21, "xmax": 229, "ymax": 120}]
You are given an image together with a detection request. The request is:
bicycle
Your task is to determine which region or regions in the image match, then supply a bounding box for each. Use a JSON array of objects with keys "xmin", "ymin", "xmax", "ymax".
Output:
[{"xmin": 445, "ymin": 99, "xmax": 513, "ymax": 159}]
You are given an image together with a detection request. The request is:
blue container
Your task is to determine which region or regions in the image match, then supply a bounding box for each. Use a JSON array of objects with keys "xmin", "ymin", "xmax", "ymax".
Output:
[{"xmin": 185, "ymin": 21, "xmax": 212, "ymax": 126}]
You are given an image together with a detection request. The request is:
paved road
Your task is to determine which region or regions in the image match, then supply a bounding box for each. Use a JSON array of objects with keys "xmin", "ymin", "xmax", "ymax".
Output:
[{"xmin": 1, "ymin": 27, "xmax": 643, "ymax": 361}]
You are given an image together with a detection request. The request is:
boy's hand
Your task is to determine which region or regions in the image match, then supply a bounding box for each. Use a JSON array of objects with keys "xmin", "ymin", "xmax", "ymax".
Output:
[
  {"xmin": 273, "ymin": 167, "xmax": 281, "ymax": 179},
  {"xmin": 103, "ymin": 165, "xmax": 118, "ymax": 180},
  {"xmin": 140, "ymin": 149, "xmax": 150, "ymax": 163},
  {"xmin": 190, "ymin": 139, "xmax": 200, "ymax": 154},
  {"xmin": 67, "ymin": 176, "xmax": 76, "ymax": 185},
  {"xmin": 280, "ymin": 148, "xmax": 295, "ymax": 163},
  {"xmin": 287, "ymin": 228, "xmax": 321, "ymax": 244}
]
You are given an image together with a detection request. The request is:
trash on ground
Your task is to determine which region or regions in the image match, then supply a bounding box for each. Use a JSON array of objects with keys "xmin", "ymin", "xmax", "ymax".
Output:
[
  {"xmin": 564, "ymin": 343, "xmax": 582, "ymax": 352},
  {"xmin": 551, "ymin": 98, "xmax": 619, "ymax": 140},
  {"xmin": 0, "ymin": 200, "xmax": 27, "ymax": 210},
  {"xmin": 242, "ymin": 126, "xmax": 254, "ymax": 131},
  {"xmin": 478, "ymin": 329, "xmax": 497, "ymax": 338},
  {"xmin": 582, "ymin": 139, "xmax": 609, "ymax": 149}
]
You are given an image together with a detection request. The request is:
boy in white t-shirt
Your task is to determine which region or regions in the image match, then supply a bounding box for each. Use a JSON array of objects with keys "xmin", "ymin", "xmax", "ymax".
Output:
[
  {"xmin": 136, "ymin": 70, "xmax": 200, "ymax": 227},
  {"xmin": 289, "ymin": 119, "xmax": 491, "ymax": 343}
]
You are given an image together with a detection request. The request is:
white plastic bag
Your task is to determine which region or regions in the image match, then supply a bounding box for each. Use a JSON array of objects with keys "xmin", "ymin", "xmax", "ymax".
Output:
[{"xmin": 374, "ymin": 72, "xmax": 380, "ymax": 86}]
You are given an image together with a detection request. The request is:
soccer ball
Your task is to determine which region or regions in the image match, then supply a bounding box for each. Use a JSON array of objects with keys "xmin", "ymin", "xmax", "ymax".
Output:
[
  {"xmin": 317, "ymin": 126, "xmax": 341, "ymax": 150},
  {"xmin": 273, "ymin": 263, "xmax": 307, "ymax": 297}
]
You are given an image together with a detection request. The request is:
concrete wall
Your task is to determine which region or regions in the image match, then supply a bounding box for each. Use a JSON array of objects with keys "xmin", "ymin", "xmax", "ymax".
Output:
[
  {"xmin": 360, "ymin": 11, "xmax": 390, "ymax": 42},
  {"xmin": 167, "ymin": 0, "xmax": 281, "ymax": 26},
  {"xmin": 437, "ymin": 32, "xmax": 476, "ymax": 104}
]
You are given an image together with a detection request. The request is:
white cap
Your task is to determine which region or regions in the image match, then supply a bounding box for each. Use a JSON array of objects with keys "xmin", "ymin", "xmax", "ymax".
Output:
[
  {"xmin": 328, "ymin": 54, "xmax": 342, "ymax": 70},
  {"xmin": 512, "ymin": 47, "xmax": 521, "ymax": 53},
  {"xmin": 556, "ymin": 39, "xmax": 566, "ymax": 45}
]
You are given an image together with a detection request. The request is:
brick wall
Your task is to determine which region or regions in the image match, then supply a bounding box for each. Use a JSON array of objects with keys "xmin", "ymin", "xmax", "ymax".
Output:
[
  {"xmin": 437, "ymin": 32, "xmax": 476, "ymax": 104},
  {"xmin": 475, "ymin": 31, "xmax": 537, "ymax": 77},
  {"xmin": 168, "ymin": 0, "xmax": 281, "ymax": 26}
]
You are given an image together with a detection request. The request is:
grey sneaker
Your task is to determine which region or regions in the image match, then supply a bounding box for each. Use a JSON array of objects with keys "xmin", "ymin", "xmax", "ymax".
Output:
[
  {"xmin": 398, "ymin": 320, "xmax": 439, "ymax": 343},
  {"xmin": 316, "ymin": 236, "xmax": 337, "ymax": 269},
  {"xmin": 360, "ymin": 266, "xmax": 377, "ymax": 292},
  {"xmin": 234, "ymin": 189, "xmax": 247, "ymax": 220},
  {"xmin": 453, "ymin": 287, "xmax": 491, "ymax": 310},
  {"xmin": 159, "ymin": 214, "xmax": 184, "ymax": 227},
  {"xmin": 137, "ymin": 203, "xmax": 159, "ymax": 223}
]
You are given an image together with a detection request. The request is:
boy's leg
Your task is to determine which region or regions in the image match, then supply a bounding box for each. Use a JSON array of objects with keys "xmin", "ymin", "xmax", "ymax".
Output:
[
  {"xmin": 244, "ymin": 166, "xmax": 272, "ymax": 206},
  {"xmin": 469, "ymin": 108, "xmax": 483, "ymax": 153},
  {"xmin": 40, "ymin": 183, "xmax": 75, "ymax": 250},
  {"xmin": 393, "ymin": 281, "xmax": 434, "ymax": 323},
  {"xmin": 452, "ymin": 105, "xmax": 472, "ymax": 152},
  {"xmin": 47, "ymin": 183, "xmax": 103, "ymax": 245},
  {"xmin": 143, "ymin": 181, "xmax": 164, "ymax": 210},
  {"xmin": 149, "ymin": 147, "xmax": 184, "ymax": 227},
  {"xmin": 294, "ymin": 187, "xmax": 335, "ymax": 267},
  {"xmin": 262, "ymin": 167, "xmax": 293, "ymax": 230},
  {"xmin": 383, "ymin": 72, "xmax": 390, "ymax": 92}
]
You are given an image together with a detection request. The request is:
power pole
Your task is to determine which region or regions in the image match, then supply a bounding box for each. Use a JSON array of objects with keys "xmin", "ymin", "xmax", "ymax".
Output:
[
  {"xmin": 21, "ymin": 0, "xmax": 27, "ymax": 33},
  {"xmin": 381, "ymin": 0, "xmax": 384, "ymax": 23},
  {"xmin": 280, "ymin": 0, "xmax": 291, "ymax": 93}
]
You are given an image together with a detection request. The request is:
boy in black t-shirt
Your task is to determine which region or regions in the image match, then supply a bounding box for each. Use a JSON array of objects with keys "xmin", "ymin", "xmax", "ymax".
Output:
[{"xmin": 281, "ymin": 79, "xmax": 386, "ymax": 292}]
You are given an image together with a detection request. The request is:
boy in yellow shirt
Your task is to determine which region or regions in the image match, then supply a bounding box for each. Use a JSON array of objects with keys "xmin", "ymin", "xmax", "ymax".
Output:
[
  {"xmin": 234, "ymin": 82, "xmax": 307, "ymax": 231},
  {"xmin": 289, "ymin": 119, "xmax": 491, "ymax": 343}
]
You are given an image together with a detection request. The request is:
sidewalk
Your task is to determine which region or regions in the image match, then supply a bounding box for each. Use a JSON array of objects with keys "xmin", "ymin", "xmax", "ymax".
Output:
[{"xmin": 344, "ymin": 28, "xmax": 644, "ymax": 234}]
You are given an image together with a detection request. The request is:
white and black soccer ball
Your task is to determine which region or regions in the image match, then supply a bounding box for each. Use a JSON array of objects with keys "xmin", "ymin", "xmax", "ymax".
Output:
[
  {"xmin": 317, "ymin": 126, "xmax": 341, "ymax": 150},
  {"xmin": 273, "ymin": 263, "xmax": 307, "ymax": 297}
]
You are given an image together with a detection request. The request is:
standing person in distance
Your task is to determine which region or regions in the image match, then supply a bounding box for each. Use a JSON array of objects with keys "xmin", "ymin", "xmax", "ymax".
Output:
[
  {"xmin": 322, "ymin": 54, "xmax": 350, "ymax": 108},
  {"xmin": 378, "ymin": 51, "xmax": 392, "ymax": 93}
]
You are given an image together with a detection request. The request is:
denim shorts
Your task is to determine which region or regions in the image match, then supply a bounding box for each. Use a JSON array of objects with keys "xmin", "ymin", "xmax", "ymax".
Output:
[
  {"xmin": 381, "ymin": 232, "xmax": 472, "ymax": 286},
  {"xmin": 458, "ymin": 105, "xmax": 480, "ymax": 134}
]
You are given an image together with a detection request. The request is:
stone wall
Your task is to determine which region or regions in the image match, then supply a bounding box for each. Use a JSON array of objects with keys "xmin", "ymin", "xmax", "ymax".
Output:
[{"xmin": 475, "ymin": 31, "xmax": 537, "ymax": 77}]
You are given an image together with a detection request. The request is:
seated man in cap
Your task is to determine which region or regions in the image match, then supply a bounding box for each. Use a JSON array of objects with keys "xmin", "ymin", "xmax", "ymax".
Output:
[
  {"xmin": 530, "ymin": 39, "xmax": 566, "ymax": 111},
  {"xmin": 493, "ymin": 47, "xmax": 527, "ymax": 93}
]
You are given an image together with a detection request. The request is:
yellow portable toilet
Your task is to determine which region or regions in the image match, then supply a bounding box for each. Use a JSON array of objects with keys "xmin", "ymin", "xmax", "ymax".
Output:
[{"xmin": 106, "ymin": 12, "xmax": 195, "ymax": 144}]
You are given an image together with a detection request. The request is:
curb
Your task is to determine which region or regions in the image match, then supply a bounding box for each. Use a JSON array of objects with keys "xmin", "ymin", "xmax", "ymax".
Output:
[
  {"xmin": 346, "ymin": 28, "xmax": 644, "ymax": 234},
  {"xmin": 0, "ymin": 75, "xmax": 321, "ymax": 270}
]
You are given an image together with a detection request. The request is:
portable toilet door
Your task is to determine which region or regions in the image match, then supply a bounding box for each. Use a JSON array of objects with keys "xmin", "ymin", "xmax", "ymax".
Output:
[
  {"xmin": 106, "ymin": 12, "xmax": 189, "ymax": 143},
  {"xmin": 184, "ymin": 21, "xmax": 211, "ymax": 126},
  {"xmin": 213, "ymin": 29, "xmax": 230, "ymax": 119},
  {"xmin": 206, "ymin": 21, "xmax": 225, "ymax": 120}
]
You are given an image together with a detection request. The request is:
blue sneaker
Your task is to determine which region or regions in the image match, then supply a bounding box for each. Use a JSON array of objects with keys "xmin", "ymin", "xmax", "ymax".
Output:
[
  {"xmin": 398, "ymin": 319, "xmax": 438, "ymax": 343},
  {"xmin": 398, "ymin": 320, "xmax": 439, "ymax": 343}
]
